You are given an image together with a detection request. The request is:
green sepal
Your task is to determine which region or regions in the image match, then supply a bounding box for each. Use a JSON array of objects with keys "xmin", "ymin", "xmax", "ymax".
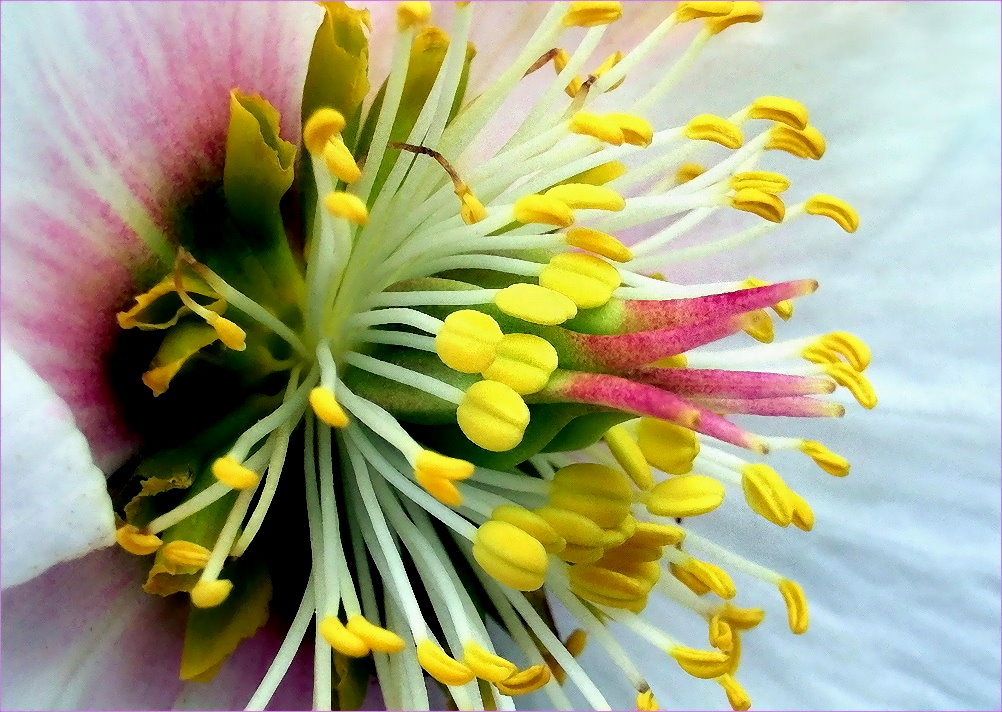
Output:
[
  {"xmin": 333, "ymin": 651, "xmax": 371, "ymax": 711},
  {"xmin": 180, "ymin": 556, "xmax": 272, "ymax": 682},
  {"xmin": 541, "ymin": 410, "xmax": 634, "ymax": 452}
]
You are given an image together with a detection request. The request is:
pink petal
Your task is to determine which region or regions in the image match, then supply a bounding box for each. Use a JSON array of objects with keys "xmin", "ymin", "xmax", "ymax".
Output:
[{"xmin": 0, "ymin": 2, "xmax": 324, "ymax": 471}]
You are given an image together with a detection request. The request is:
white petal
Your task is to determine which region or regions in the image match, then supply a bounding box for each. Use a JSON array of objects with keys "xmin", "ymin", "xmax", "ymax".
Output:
[{"xmin": 1, "ymin": 344, "xmax": 115, "ymax": 589}]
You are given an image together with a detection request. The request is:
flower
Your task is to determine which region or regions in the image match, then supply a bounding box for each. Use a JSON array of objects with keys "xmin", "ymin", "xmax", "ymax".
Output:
[{"xmin": 2, "ymin": 2, "xmax": 999, "ymax": 712}]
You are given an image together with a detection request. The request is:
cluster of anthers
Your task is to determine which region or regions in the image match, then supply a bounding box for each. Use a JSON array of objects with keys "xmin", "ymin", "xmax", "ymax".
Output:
[{"xmin": 111, "ymin": 2, "xmax": 874, "ymax": 710}]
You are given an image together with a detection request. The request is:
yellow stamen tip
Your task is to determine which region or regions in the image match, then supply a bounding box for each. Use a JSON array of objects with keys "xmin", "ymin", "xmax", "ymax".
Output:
[
  {"xmin": 565, "ymin": 227, "xmax": 633, "ymax": 262},
  {"xmin": 458, "ymin": 380, "xmax": 530, "ymax": 452},
  {"xmin": 603, "ymin": 425, "xmax": 654, "ymax": 490},
  {"xmin": 320, "ymin": 616, "xmax": 371, "ymax": 657},
  {"xmin": 304, "ymin": 108, "xmax": 346, "ymax": 155},
  {"xmin": 605, "ymin": 112, "xmax": 654, "ymax": 147},
  {"xmin": 211, "ymin": 456, "xmax": 260, "ymax": 490},
  {"xmin": 741, "ymin": 464, "xmax": 795, "ymax": 527},
  {"xmin": 435, "ymin": 309, "xmax": 503, "ymax": 373},
  {"xmin": 534, "ymin": 506, "xmax": 606, "ymax": 549},
  {"xmin": 565, "ymin": 629, "xmax": 588, "ymax": 657},
  {"xmin": 457, "ymin": 189, "xmax": 488, "ymax": 225},
  {"xmin": 206, "ymin": 314, "xmax": 247, "ymax": 351},
  {"xmin": 647, "ymin": 475, "xmax": 726, "ymax": 518},
  {"xmin": 789, "ymin": 491, "xmax": 815, "ymax": 531},
  {"xmin": 705, "ymin": 1, "xmax": 764, "ymax": 34},
  {"xmin": 685, "ymin": 114, "xmax": 744, "ymax": 149},
  {"xmin": 570, "ymin": 111, "xmax": 625, "ymax": 145},
  {"xmin": 719, "ymin": 603, "xmax": 766, "ymax": 630},
  {"xmin": 346, "ymin": 615, "xmax": 406, "ymax": 653},
  {"xmin": 636, "ymin": 418, "xmax": 699, "ymax": 474},
  {"xmin": 462, "ymin": 642, "xmax": 519, "ymax": 683},
  {"xmin": 491, "ymin": 504, "xmax": 565, "ymax": 554},
  {"xmin": 629, "ymin": 521, "xmax": 686, "ymax": 548},
  {"xmin": 495, "ymin": 664, "xmax": 552, "ymax": 696},
  {"xmin": 767, "ymin": 124, "xmax": 826, "ymax": 160},
  {"xmin": 718, "ymin": 674, "xmax": 753, "ymax": 712},
  {"xmin": 749, "ymin": 96, "xmax": 809, "ymax": 129},
  {"xmin": 823, "ymin": 362, "xmax": 878, "ymax": 409},
  {"xmin": 803, "ymin": 331, "xmax": 872, "ymax": 371},
  {"xmin": 675, "ymin": 162, "xmax": 706, "ymax": 184},
  {"xmin": 743, "ymin": 277, "xmax": 795, "ymax": 320},
  {"xmin": 544, "ymin": 183, "xmax": 626, "ymax": 212},
  {"xmin": 417, "ymin": 640, "xmax": 476, "ymax": 686},
  {"xmin": 161, "ymin": 540, "xmax": 211, "ymax": 569},
  {"xmin": 190, "ymin": 578, "xmax": 233, "ymax": 609},
  {"xmin": 495, "ymin": 283, "xmax": 577, "ymax": 326},
  {"xmin": 731, "ymin": 170, "xmax": 791, "ymax": 194},
  {"xmin": 396, "ymin": 1, "xmax": 431, "ymax": 30},
  {"xmin": 324, "ymin": 191, "xmax": 369, "ymax": 225},
  {"xmin": 550, "ymin": 463, "xmax": 633, "ymax": 529},
  {"xmin": 675, "ymin": 2, "xmax": 737, "ymax": 24},
  {"xmin": 539, "ymin": 252, "xmax": 621, "ymax": 309},
  {"xmin": 513, "ymin": 194, "xmax": 575, "ymax": 227},
  {"xmin": 309, "ymin": 387, "xmax": 350, "ymax": 428},
  {"xmin": 636, "ymin": 689, "xmax": 659, "ymax": 711},
  {"xmin": 731, "ymin": 188, "xmax": 786, "ymax": 223},
  {"xmin": 482, "ymin": 332, "xmax": 558, "ymax": 395},
  {"xmin": 473, "ymin": 520, "xmax": 549, "ymax": 591},
  {"xmin": 567, "ymin": 160, "xmax": 628, "ymax": 186},
  {"xmin": 741, "ymin": 308, "xmax": 775, "ymax": 343},
  {"xmin": 322, "ymin": 138, "xmax": 362, "ymax": 183},
  {"xmin": 415, "ymin": 449, "xmax": 475, "ymax": 481},
  {"xmin": 669, "ymin": 645, "xmax": 732, "ymax": 679},
  {"xmin": 778, "ymin": 578, "xmax": 809, "ymax": 634},
  {"xmin": 800, "ymin": 440, "xmax": 850, "ymax": 477},
  {"xmin": 672, "ymin": 557, "xmax": 736, "ymax": 599},
  {"xmin": 805, "ymin": 194, "xmax": 860, "ymax": 232},
  {"xmin": 115, "ymin": 524, "xmax": 162, "ymax": 556},
  {"xmin": 563, "ymin": 1, "xmax": 622, "ymax": 27}
]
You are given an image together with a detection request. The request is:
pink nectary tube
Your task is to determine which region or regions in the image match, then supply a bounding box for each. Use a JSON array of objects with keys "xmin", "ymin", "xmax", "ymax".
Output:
[
  {"xmin": 622, "ymin": 367, "xmax": 835, "ymax": 399},
  {"xmin": 688, "ymin": 395, "xmax": 846, "ymax": 418}
]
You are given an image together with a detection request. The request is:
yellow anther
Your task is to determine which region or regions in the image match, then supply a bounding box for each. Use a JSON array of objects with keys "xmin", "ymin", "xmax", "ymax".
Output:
[
  {"xmin": 417, "ymin": 640, "xmax": 475, "ymax": 686},
  {"xmin": 483, "ymin": 333, "xmax": 558, "ymax": 395},
  {"xmin": 513, "ymin": 194, "xmax": 574, "ymax": 227},
  {"xmin": 211, "ymin": 456, "xmax": 261, "ymax": 490},
  {"xmin": 473, "ymin": 520, "xmax": 549, "ymax": 591},
  {"xmin": 592, "ymin": 50, "xmax": 625, "ymax": 90},
  {"xmin": 559, "ymin": 543, "xmax": 606, "ymax": 564},
  {"xmin": 455, "ymin": 1, "xmax": 471, "ymax": 5},
  {"xmin": 741, "ymin": 309, "xmax": 774, "ymax": 343},
  {"xmin": 685, "ymin": 114, "xmax": 744, "ymax": 149},
  {"xmin": 115, "ymin": 524, "xmax": 162, "ymax": 556},
  {"xmin": 823, "ymin": 362, "xmax": 878, "ymax": 409},
  {"xmin": 346, "ymin": 615, "xmax": 406, "ymax": 653},
  {"xmin": 804, "ymin": 331, "xmax": 871, "ymax": 371},
  {"xmin": 767, "ymin": 124, "xmax": 826, "ymax": 160},
  {"xmin": 669, "ymin": 646, "xmax": 732, "ymax": 679},
  {"xmin": 324, "ymin": 191, "xmax": 369, "ymax": 225},
  {"xmin": 675, "ymin": 1, "xmax": 736, "ymax": 23},
  {"xmin": 462, "ymin": 642, "xmax": 519, "ymax": 683},
  {"xmin": 322, "ymin": 138, "xmax": 361, "ymax": 183},
  {"xmin": 718, "ymin": 674, "xmax": 752, "ymax": 712},
  {"xmin": 603, "ymin": 425, "xmax": 654, "ymax": 490},
  {"xmin": 629, "ymin": 521, "xmax": 686, "ymax": 548},
  {"xmin": 320, "ymin": 616, "xmax": 370, "ymax": 657},
  {"xmin": 551, "ymin": 463, "xmax": 633, "ymax": 528},
  {"xmin": 565, "ymin": 629, "xmax": 588, "ymax": 657},
  {"xmin": 435, "ymin": 309, "xmax": 503, "ymax": 373},
  {"xmin": 458, "ymin": 380, "xmax": 530, "ymax": 452},
  {"xmin": 552, "ymin": 48, "xmax": 583, "ymax": 97},
  {"xmin": 600, "ymin": 516, "xmax": 636, "ymax": 549},
  {"xmin": 415, "ymin": 450, "xmax": 474, "ymax": 481},
  {"xmin": 491, "ymin": 504, "xmax": 565, "ymax": 554},
  {"xmin": 675, "ymin": 162, "xmax": 706, "ymax": 184},
  {"xmin": 749, "ymin": 96, "xmax": 809, "ymax": 129},
  {"xmin": 496, "ymin": 664, "xmax": 552, "ymax": 696},
  {"xmin": 568, "ymin": 161, "xmax": 628, "ymax": 186},
  {"xmin": 742, "ymin": 277, "xmax": 794, "ymax": 320},
  {"xmin": 636, "ymin": 418, "xmax": 699, "ymax": 474},
  {"xmin": 653, "ymin": 353, "xmax": 688, "ymax": 368},
  {"xmin": 190, "ymin": 578, "xmax": 233, "ymax": 609},
  {"xmin": 570, "ymin": 111, "xmax": 625, "ymax": 145},
  {"xmin": 708, "ymin": 613, "xmax": 734, "ymax": 652},
  {"xmin": 805, "ymin": 194, "xmax": 860, "ymax": 233},
  {"xmin": 800, "ymin": 440, "xmax": 850, "ymax": 477},
  {"xmin": 789, "ymin": 491, "xmax": 815, "ymax": 532},
  {"xmin": 569, "ymin": 564, "xmax": 651, "ymax": 603},
  {"xmin": 303, "ymin": 108, "xmax": 346, "ymax": 155},
  {"xmin": 205, "ymin": 314, "xmax": 247, "ymax": 351},
  {"xmin": 309, "ymin": 387, "xmax": 350, "ymax": 428},
  {"xmin": 563, "ymin": 1, "xmax": 622, "ymax": 27},
  {"xmin": 731, "ymin": 188, "xmax": 786, "ymax": 223},
  {"xmin": 545, "ymin": 183, "xmax": 626, "ymax": 212},
  {"xmin": 605, "ymin": 113, "xmax": 653, "ymax": 147},
  {"xmin": 457, "ymin": 188, "xmax": 488, "ymax": 225},
  {"xmin": 415, "ymin": 471, "xmax": 463, "ymax": 507},
  {"xmin": 495, "ymin": 283, "xmax": 577, "ymax": 326},
  {"xmin": 730, "ymin": 171, "xmax": 790, "ymax": 194},
  {"xmin": 672, "ymin": 557, "xmax": 735, "ymax": 599},
  {"xmin": 778, "ymin": 579, "xmax": 809, "ymax": 634},
  {"xmin": 539, "ymin": 252, "xmax": 621, "ymax": 309},
  {"xmin": 636, "ymin": 689, "xmax": 659, "ymax": 711},
  {"xmin": 161, "ymin": 540, "xmax": 211, "ymax": 569},
  {"xmin": 534, "ymin": 506, "xmax": 606, "ymax": 548},
  {"xmin": 566, "ymin": 227, "xmax": 633, "ymax": 262},
  {"xmin": 705, "ymin": 1, "xmax": 763, "ymax": 34},
  {"xmin": 718, "ymin": 603, "xmax": 766, "ymax": 630},
  {"xmin": 396, "ymin": 1, "xmax": 431, "ymax": 30},
  {"xmin": 671, "ymin": 562, "xmax": 711, "ymax": 595},
  {"xmin": 647, "ymin": 475, "xmax": 726, "ymax": 518},
  {"xmin": 741, "ymin": 464, "xmax": 795, "ymax": 527}
]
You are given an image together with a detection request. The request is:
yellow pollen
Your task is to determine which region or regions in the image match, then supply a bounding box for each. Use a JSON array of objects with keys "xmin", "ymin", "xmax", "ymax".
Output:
[
  {"xmin": 435, "ymin": 309, "xmax": 504, "ymax": 373},
  {"xmin": 482, "ymin": 333, "xmax": 559, "ymax": 395},
  {"xmin": 636, "ymin": 418, "xmax": 699, "ymax": 474},
  {"xmin": 675, "ymin": 1, "xmax": 737, "ymax": 24},
  {"xmin": 605, "ymin": 112, "xmax": 654, "ymax": 147},
  {"xmin": 346, "ymin": 615, "xmax": 406, "ymax": 653},
  {"xmin": 673, "ymin": 557, "xmax": 736, "ymax": 599},
  {"xmin": 799, "ymin": 440, "xmax": 850, "ymax": 477},
  {"xmin": 823, "ymin": 362, "xmax": 878, "ymax": 409},
  {"xmin": 205, "ymin": 313, "xmax": 247, "ymax": 351},
  {"xmin": 685, "ymin": 114, "xmax": 744, "ymax": 149},
  {"xmin": 742, "ymin": 277, "xmax": 794, "ymax": 320},
  {"xmin": 568, "ymin": 160, "xmax": 628, "ymax": 186},
  {"xmin": 565, "ymin": 227, "xmax": 633, "ymax": 262},
  {"xmin": 462, "ymin": 642, "xmax": 519, "ymax": 683},
  {"xmin": 563, "ymin": 1, "xmax": 622, "ymax": 27},
  {"xmin": 741, "ymin": 309, "xmax": 775, "ymax": 343},
  {"xmin": 417, "ymin": 640, "xmax": 476, "ymax": 686},
  {"xmin": 647, "ymin": 475, "xmax": 726, "ymax": 518},
  {"xmin": 705, "ymin": 1, "xmax": 764, "ymax": 34},
  {"xmin": 513, "ymin": 194, "xmax": 575, "ymax": 227},
  {"xmin": 539, "ymin": 252, "xmax": 621, "ymax": 309},
  {"xmin": 190, "ymin": 578, "xmax": 233, "ymax": 608},
  {"xmin": 740, "ymin": 464, "xmax": 795, "ymax": 527},
  {"xmin": 494, "ymin": 283, "xmax": 578, "ymax": 326},
  {"xmin": 789, "ymin": 491, "xmax": 815, "ymax": 531},
  {"xmin": 748, "ymin": 96, "xmax": 809, "ymax": 129},
  {"xmin": 309, "ymin": 387, "xmax": 350, "ymax": 428},
  {"xmin": 303, "ymin": 108, "xmax": 346, "ymax": 155},
  {"xmin": 457, "ymin": 380, "xmax": 530, "ymax": 451},
  {"xmin": 778, "ymin": 579, "xmax": 809, "ymax": 634},
  {"xmin": 473, "ymin": 520, "xmax": 549, "ymax": 592},
  {"xmin": 495, "ymin": 664, "xmax": 552, "ymax": 696},
  {"xmin": 669, "ymin": 646, "xmax": 732, "ymax": 679},
  {"xmin": 731, "ymin": 188, "xmax": 786, "ymax": 223},
  {"xmin": 211, "ymin": 456, "xmax": 261, "ymax": 490},
  {"xmin": 322, "ymin": 138, "xmax": 362, "ymax": 183},
  {"xmin": 544, "ymin": 183, "xmax": 626, "ymax": 212},
  {"xmin": 636, "ymin": 689, "xmax": 659, "ymax": 711},
  {"xmin": 730, "ymin": 171, "xmax": 791, "ymax": 194},
  {"xmin": 115, "ymin": 524, "xmax": 163, "ymax": 556},
  {"xmin": 320, "ymin": 616, "xmax": 370, "ymax": 657},
  {"xmin": 161, "ymin": 540, "xmax": 211, "ymax": 569},
  {"xmin": 603, "ymin": 425, "xmax": 654, "ymax": 490},
  {"xmin": 491, "ymin": 504, "xmax": 565, "ymax": 554},
  {"xmin": 570, "ymin": 111, "xmax": 625, "ymax": 145},
  {"xmin": 675, "ymin": 162, "xmax": 706, "ymax": 184},
  {"xmin": 457, "ymin": 188, "xmax": 488, "ymax": 225},
  {"xmin": 550, "ymin": 463, "xmax": 633, "ymax": 528},
  {"xmin": 805, "ymin": 194, "xmax": 860, "ymax": 232},
  {"xmin": 396, "ymin": 1, "xmax": 431, "ymax": 30},
  {"xmin": 324, "ymin": 191, "xmax": 369, "ymax": 225},
  {"xmin": 718, "ymin": 674, "xmax": 752, "ymax": 712},
  {"xmin": 767, "ymin": 124, "xmax": 826, "ymax": 159}
]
